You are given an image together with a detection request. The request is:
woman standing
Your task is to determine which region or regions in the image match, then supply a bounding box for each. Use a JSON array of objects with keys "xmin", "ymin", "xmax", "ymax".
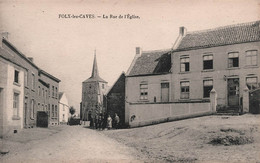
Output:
[{"xmin": 107, "ymin": 115, "xmax": 112, "ymax": 129}]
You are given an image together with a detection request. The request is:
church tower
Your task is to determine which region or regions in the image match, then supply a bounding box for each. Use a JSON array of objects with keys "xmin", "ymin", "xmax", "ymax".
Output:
[{"xmin": 81, "ymin": 52, "xmax": 108, "ymax": 121}]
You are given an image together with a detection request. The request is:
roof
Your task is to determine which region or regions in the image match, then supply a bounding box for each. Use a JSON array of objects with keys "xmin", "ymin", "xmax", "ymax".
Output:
[
  {"xmin": 83, "ymin": 54, "xmax": 107, "ymax": 83},
  {"xmin": 176, "ymin": 20, "xmax": 260, "ymax": 51},
  {"xmin": 128, "ymin": 49, "xmax": 171, "ymax": 76},
  {"xmin": 0, "ymin": 47, "xmax": 26, "ymax": 70},
  {"xmin": 2, "ymin": 38, "xmax": 61, "ymax": 82},
  {"xmin": 39, "ymin": 70, "xmax": 61, "ymax": 83}
]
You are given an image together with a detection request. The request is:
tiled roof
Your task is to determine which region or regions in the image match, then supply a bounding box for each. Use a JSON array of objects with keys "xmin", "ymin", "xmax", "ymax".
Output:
[
  {"xmin": 177, "ymin": 20, "xmax": 260, "ymax": 51},
  {"xmin": 128, "ymin": 49, "xmax": 171, "ymax": 76}
]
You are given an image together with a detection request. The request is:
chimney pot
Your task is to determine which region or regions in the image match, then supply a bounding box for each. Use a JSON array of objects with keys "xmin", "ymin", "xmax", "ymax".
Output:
[
  {"xmin": 179, "ymin": 26, "xmax": 187, "ymax": 36},
  {"xmin": 136, "ymin": 47, "xmax": 141, "ymax": 55},
  {"xmin": 1, "ymin": 32, "xmax": 9, "ymax": 40}
]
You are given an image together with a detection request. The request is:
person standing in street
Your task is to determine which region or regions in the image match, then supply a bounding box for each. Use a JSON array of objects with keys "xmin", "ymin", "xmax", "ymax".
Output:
[{"xmin": 107, "ymin": 115, "xmax": 112, "ymax": 129}]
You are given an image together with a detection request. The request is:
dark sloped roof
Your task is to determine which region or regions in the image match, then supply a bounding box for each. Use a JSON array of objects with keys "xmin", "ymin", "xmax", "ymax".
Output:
[
  {"xmin": 83, "ymin": 54, "xmax": 107, "ymax": 83},
  {"xmin": 177, "ymin": 20, "xmax": 260, "ymax": 51},
  {"xmin": 0, "ymin": 47, "xmax": 26, "ymax": 69},
  {"xmin": 128, "ymin": 49, "xmax": 171, "ymax": 76}
]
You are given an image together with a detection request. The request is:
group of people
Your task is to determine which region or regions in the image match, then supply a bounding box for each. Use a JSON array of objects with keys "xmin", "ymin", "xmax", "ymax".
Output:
[{"xmin": 89, "ymin": 113, "xmax": 120, "ymax": 130}]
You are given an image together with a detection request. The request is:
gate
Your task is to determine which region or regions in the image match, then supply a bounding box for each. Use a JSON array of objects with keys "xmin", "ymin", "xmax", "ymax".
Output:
[
  {"xmin": 37, "ymin": 111, "xmax": 48, "ymax": 127},
  {"xmin": 249, "ymin": 89, "xmax": 260, "ymax": 114}
]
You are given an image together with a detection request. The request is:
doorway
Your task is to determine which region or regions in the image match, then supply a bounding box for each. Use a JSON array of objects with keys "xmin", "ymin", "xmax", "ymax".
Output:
[{"xmin": 227, "ymin": 78, "xmax": 240, "ymax": 106}]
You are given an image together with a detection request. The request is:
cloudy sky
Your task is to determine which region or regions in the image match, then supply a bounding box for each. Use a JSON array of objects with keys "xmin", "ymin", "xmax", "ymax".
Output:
[{"xmin": 1, "ymin": 0, "xmax": 259, "ymax": 113}]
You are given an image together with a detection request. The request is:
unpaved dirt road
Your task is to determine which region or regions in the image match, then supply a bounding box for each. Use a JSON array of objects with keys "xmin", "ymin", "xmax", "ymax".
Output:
[{"xmin": 1, "ymin": 126, "xmax": 142, "ymax": 163}]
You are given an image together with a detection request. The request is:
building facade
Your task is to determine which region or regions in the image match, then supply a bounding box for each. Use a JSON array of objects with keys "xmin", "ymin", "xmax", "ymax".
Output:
[
  {"xmin": 125, "ymin": 20, "xmax": 260, "ymax": 127},
  {"xmin": 59, "ymin": 92, "xmax": 69, "ymax": 124},
  {"xmin": 1, "ymin": 37, "xmax": 61, "ymax": 129},
  {"xmin": 171, "ymin": 21, "xmax": 260, "ymax": 111},
  {"xmin": 0, "ymin": 47, "xmax": 26, "ymax": 137},
  {"xmin": 106, "ymin": 72, "xmax": 126, "ymax": 127},
  {"xmin": 81, "ymin": 54, "xmax": 108, "ymax": 121}
]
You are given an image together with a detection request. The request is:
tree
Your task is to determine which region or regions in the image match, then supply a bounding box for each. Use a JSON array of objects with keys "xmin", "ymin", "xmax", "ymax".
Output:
[{"xmin": 69, "ymin": 106, "xmax": 76, "ymax": 117}]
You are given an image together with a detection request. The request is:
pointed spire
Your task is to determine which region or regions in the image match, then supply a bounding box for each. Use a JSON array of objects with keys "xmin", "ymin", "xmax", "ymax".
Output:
[{"xmin": 91, "ymin": 50, "xmax": 99, "ymax": 78}]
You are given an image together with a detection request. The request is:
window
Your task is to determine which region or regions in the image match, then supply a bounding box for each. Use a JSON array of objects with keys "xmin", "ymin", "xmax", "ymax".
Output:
[
  {"xmin": 246, "ymin": 50, "xmax": 257, "ymax": 66},
  {"xmin": 63, "ymin": 114, "xmax": 65, "ymax": 121},
  {"xmin": 180, "ymin": 81, "xmax": 190, "ymax": 99},
  {"xmin": 45, "ymin": 90, "xmax": 48, "ymax": 99},
  {"xmin": 14, "ymin": 70, "xmax": 19, "ymax": 83},
  {"xmin": 38, "ymin": 103, "xmax": 41, "ymax": 109},
  {"xmin": 52, "ymin": 105, "xmax": 54, "ymax": 117},
  {"xmin": 55, "ymin": 87, "xmax": 58, "ymax": 99},
  {"xmin": 55, "ymin": 105, "xmax": 58, "ymax": 117},
  {"xmin": 31, "ymin": 99, "xmax": 35, "ymax": 119},
  {"xmin": 42, "ymin": 88, "xmax": 44, "ymax": 97},
  {"xmin": 203, "ymin": 80, "xmax": 213, "ymax": 98},
  {"xmin": 203, "ymin": 55, "xmax": 213, "ymax": 70},
  {"xmin": 52, "ymin": 86, "xmax": 54, "ymax": 98},
  {"xmin": 49, "ymin": 88, "xmax": 50, "ymax": 97},
  {"xmin": 45, "ymin": 105, "xmax": 47, "ymax": 112},
  {"xmin": 246, "ymin": 77, "xmax": 258, "ymax": 90},
  {"xmin": 140, "ymin": 84, "xmax": 148, "ymax": 100},
  {"xmin": 48, "ymin": 104, "xmax": 50, "ymax": 116},
  {"xmin": 32, "ymin": 73, "xmax": 35, "ymax": 89},
  {"xmin": 38, "ymin": 86, "xmax": 41, "ymax": 96},
  {"xmin": 13, "ymin": 92, "xmax": 19, "ymax": 117},
  {"xmin": 102, "ymin": 84, "xmax": 104, "ymax": 89},
  {"xmin": 228, "ymin": 52, "xmax": 239, "ymax": 68},
  {"xmin": 180, "ymin": 57, "xmax": 190, "ymax": 72},
  {"xmin": 161, "ymin": 83, "xmax": 169, "ymax": 102},
  {"xmin": 25, "ymin": 70, "xmax": 28, "ymax": 87}
]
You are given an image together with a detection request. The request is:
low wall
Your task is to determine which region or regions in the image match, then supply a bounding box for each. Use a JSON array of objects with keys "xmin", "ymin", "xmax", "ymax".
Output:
[{"xmin": 128, "ymin": 101, "xmax": 213, "ymax": 127}]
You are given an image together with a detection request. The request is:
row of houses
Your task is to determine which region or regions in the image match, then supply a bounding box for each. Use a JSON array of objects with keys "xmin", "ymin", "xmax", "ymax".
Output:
[
  {"xmin": 0, "ymin": 35, "xmax": 70, "ymax": 137},
  {"xmin": 81, "ymin": 20, "xmax": 260, "ymax": 128}
]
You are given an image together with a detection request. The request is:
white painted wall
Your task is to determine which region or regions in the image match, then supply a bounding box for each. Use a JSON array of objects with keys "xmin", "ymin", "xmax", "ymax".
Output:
[{"xmin": 59, "ymin": 93, "xmax": 69, "ymax": 123}]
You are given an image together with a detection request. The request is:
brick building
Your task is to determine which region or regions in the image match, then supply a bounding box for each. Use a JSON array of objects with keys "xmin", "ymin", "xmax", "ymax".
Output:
[{"xmin": 0, "ymin": 36, "xmax": 60, "ymax": 130}]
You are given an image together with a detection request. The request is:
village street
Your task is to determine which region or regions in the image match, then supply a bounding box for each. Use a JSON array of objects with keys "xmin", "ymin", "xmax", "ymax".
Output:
[{"xmin": 0, "ymin": 126, "xmax": 143, "ymax": 163}]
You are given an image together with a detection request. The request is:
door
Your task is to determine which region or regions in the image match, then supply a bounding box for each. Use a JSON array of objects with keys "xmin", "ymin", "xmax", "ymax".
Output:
[
  {"xmin": 228, "ymin": 78, "xmax": 239, "ymax": 106},
  {"xmin": 161, "ymin": 83, "xmax": 169, "ymax": 102}
]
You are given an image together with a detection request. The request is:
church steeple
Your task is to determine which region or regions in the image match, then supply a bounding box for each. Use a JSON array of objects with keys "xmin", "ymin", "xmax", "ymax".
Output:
[
  {"xmin": 83, "ymin": 50, "xmax": 107, "ymax": 83},
  {"xmin": 91, "ymin": 50, "xmax": 99, "ymax": 78}
]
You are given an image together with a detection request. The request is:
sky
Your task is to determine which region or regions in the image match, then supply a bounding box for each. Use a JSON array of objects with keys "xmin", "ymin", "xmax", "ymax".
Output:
[{"xmin": 0, "ymin": 0, "xmax": 259, "ymax": 113}]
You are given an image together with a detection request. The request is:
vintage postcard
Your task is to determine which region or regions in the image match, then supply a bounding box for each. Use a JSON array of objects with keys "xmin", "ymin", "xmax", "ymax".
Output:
[{"xmin": 0, "ymin": 0, "xmax": 260, "ymax": 162}]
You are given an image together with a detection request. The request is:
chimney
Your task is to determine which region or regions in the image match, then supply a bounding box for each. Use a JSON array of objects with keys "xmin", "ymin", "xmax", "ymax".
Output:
[
  {"xmin": 1, "ymin": 32, "xmax": 9, "ymax": 40},
  {"xmin": 28, "ymin": 57, "xmax": 34, "ymax": 63},
  {"xmin": 179, "ymin": 26, "xmax": 187, "ymax": 36},
  {"xmin": 136, "ymin": 47, "xmax": 142, "ymax": 56}
]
